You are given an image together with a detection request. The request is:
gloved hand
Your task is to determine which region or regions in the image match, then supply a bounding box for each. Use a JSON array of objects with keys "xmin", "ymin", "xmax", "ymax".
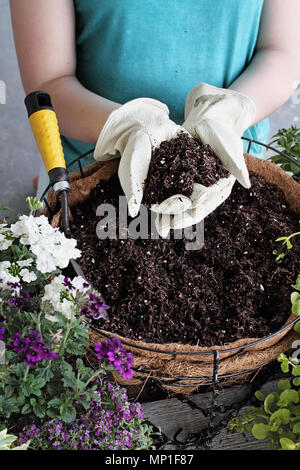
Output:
[
  {"xmin": 183, "ymin": 83, "xmax": 256, "ymax": 188},
  {"xmin": 94, "ymin": 98, "xmax": 184, "ymax": 218},
  {"xmin": 154, "ymin": 174, "xmax": 236, "ymax": 237},
  {"xmin": 154, "ymin": 83, "xmax": 256, "ymax": 236}
]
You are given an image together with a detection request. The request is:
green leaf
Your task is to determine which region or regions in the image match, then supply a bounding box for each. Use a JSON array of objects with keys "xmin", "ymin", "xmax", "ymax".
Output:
[
  {"xmin": 292, "ymin": 377, "xmax": 300, "ymax": 387},
  {"xmin": 39, "ymin": 367, "xmax": 54, "ymax": 382},
  {"xmin": 255, "ymin": 390, "xmax": 265, "ymax": 401},
  {"xmin": 292, "ymin": 365, "xmax": 300, "ymax": 377},
  {"xmin": 280, "ymin": 438, "xmax": 296, "ymax": 450},
  {"xmin": 21, "ymin": 403, "xmax": 32, "ymax": 415},
  {"xmin": 59, "ymin": 403, "xmax": 76, "ymax": 423},
  {"xmin": 264, "ymin": 392, "xmax": 279, "ymax": 414},
  {"xmin": 270, "ymin": 408, "xmax": 291, "ymax": 425},
  {"xmin": 65, "ymin": 340, "xmax": 85, "ymax": 356},
  {"xmin": 292, "ymin": 422, "xmax": 300, "ymax": 435},
  {"xmin": 0, "ymin": 396, "xmax": 19, "ymax": 418},
  {"xmin": 281, "ymin": 360, "xmax": 290, "ymax": 374},
  {"xmin": 62, "ymin": 369, "xmax": 77, "ymax": 389},
  {"xmin": 252, "ymin": 423, "xmax": 269, "ymax": 440},
  {"xmin": 77, "ymin": 396, "xmax": 91, "ymax": 410},
  {"xmin": 76, "ymin": 358, "xmax": 84, "ymax": 370},
  {"xmin": 292, "ymin": 299, "xmax": 300, "ymax": 316},
  {"xmin": 30, "ymin": 377, "xmax": 46, "ymax": 396},
  {"xmin": 277, "ymin": 379, "xmax": 291, "ymax": 391},
  {"xmin": 279, "ymin": 389, "xmax": 299, "ymax": 406},
  {"xmin": 30, "ymin": 397, "xmax": 46, "ymax": 419},
  {"xmin": 20, "ymin": 381, "xmax": 31, "ymax": 397},
  {"xmin": 47, "ymin": 397, "xmax": 61, "ymax": 408}
]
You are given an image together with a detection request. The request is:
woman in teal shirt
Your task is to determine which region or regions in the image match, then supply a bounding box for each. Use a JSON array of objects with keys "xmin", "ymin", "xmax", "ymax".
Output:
[{"xmin": 10, "ymin": 0, "xmax": 300, "ymax": 197}]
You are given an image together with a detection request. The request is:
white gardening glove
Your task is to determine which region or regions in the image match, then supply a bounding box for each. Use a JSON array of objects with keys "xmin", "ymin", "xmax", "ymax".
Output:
[
  {"xmin": 94, "ymin": 98, "xmax": 184, "ymax": 217},
  {"xmin": 154, "ymin": 83, "xmax": 256, "ymax": 236},
  {"xmin": 183, "ymin": 83, "xmax": 256, "ymax": 189},
  {"xmin": 154, "ymin": 175, "xmax": 236, "ymax": 237}
]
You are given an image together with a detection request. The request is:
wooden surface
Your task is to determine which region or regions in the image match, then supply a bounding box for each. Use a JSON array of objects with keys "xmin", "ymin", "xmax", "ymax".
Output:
[{"xmin": 142, "ymin": 380, "xmax": 280, "ymax": 450}]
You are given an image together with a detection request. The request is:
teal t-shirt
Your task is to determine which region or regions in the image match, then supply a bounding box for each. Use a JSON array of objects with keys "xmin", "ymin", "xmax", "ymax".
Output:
[{"xmin": 64, "ymin": 0, "xmax": 268, "ymax": 171}]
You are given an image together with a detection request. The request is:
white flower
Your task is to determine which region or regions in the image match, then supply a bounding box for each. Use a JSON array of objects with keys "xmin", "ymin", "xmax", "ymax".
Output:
[
  {"xmin": 0, "ymin": 261, "xmax": 20, "ymax": 287},
  {"xmin": 71, "ymin": 276, "xmax": 90, "ymax": 291},
  {"xmin": 42, "ymin": 275, "xmax": 72, "ymax": 322},
  {"xmin": 42, "ymin": 275, "xmax": 88, "ymax": 322},
  {"xmin": 19, "ymin": 269, "xmax": 37, "ymax": 283},
  {"xmin": 10, "ymin": 215, "xmax": 40, "ymax": 245},
  {"xmin": 10, "ymin": 214, "xmax": 81, "ymax": 274},
  {"xmin": 0, "ymin": 234, "xmax": 13, "ymax": 251},
  {"xmin": 17, "ymin": 259, "xmax": 34, "ymax": 268},
  {"xmin": 0, "ymin": 224, "xmax": 9, "ymax": 234}
]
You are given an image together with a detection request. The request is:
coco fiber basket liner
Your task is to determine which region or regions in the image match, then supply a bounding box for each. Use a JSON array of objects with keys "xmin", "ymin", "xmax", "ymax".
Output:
[{"xmin": 46, "ymin": 154, "xmax": 300, "ymax": 394}]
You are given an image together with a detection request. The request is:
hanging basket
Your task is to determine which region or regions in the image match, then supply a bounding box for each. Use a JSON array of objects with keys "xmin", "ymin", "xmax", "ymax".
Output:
[{"xmin": 41, "ymin": 140, "xmax": 300, "ymax": 394}]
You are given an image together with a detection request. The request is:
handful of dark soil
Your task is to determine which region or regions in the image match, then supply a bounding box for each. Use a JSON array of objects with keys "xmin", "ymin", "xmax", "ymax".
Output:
[
  {"xmin": 71, "ymin": 173, "xmax": 299, "ymax": 347},
  {"xmin": 143, "ymin": 132, "xmax": 229, "ymax": 206}
]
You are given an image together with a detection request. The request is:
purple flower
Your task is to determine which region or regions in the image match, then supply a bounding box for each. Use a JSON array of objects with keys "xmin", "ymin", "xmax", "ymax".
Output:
[
  {"xmin": 63, "ymin": 277, "xmax": 75, "ymax": 291},
  {"xmin": 8, "ymin": 331, "xmax": 58, "ymax": 367},
  {"xmin": 0, "ymin": 326, "xmax": 5, "ymax": 341},
  {"xmin": 94, "ymin": 338, "xmax": 134, "ymax": 380},
  {"xmin": 17, "ymin": 380, "xmax": 151, "ymax": 451},
  {"xmin": 7, "ymin": 282, "xmax": 30, "ymax": 309},
  {"xmin": 81, "ymin": 293, "xmax": 109, "ymax": 321}
]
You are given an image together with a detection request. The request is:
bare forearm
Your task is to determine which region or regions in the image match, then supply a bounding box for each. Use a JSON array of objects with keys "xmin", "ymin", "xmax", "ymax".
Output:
[
  {"xmin": 230, "ymin": 49, "xmax": 298, "ymax": 126},
  {"xmin": 10, "ymin": 0, "xmax": 119, "ymax": 144},
  {"xmin": 36, "ymin": 76, "xmax": 120, "ymax": 144}
]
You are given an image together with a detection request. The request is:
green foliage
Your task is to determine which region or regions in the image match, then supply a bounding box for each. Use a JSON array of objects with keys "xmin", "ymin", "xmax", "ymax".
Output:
[
  {"xmin": 268, "ymin": 125, "xmax": 300, "ymax": 177},
  {"xmin": 230, "ymin": 233, "xmax": 300, "ymax": 451},
  {"xmin": 272, "ymin": 225, "xmax": 300, "ymax": 334},
  {"xmin": 273, "ymin": 223, "xmax": 300, "ymax": 264},
  {"xmin": 0, "ymin": 294, "xmax": 110, "ymax": 423},
  {"xmin": 0, "ymin": 219, "xmax": 109, "ymax": 424},
  {"xmin": 291, "ymin": 274, "xmax": 300, "ymax": 316},
  {"xmin": 0, "ymin": 428, "xmax": 29, "ymax": 450},
  {"xmin": 0, "ymin": 199, "xmax": 157, "ymax": 450},
  {"xmin": 0, "ymin": 204, "xmax": 9, "ymax": 213},
  {"xmin": 229, "ymin": 356, "xmax": 300, "ymax": 450},
  {"xmin": 26, "ymin": 197, "xmax": 43, "ymax": 214}
]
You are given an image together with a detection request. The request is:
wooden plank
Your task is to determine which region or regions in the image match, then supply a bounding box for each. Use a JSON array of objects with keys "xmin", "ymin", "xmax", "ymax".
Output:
[
  {"xmin": 142, "ymin": 379, "xmax": 286, "ymax": 449},
  {"xmin": 208, "ymin": 423, "xmax": 268, "ymax": 451},
  {"xmin": 142, "ymin": 398, "xmax": 209, "ymax": 442},
  {"xmin": 142, "ymin": 384, "xmax": 252, "ymax": 443},
  {"xmin": 189, "ymin": 384, "xmax": 251, "ymax": 409}
]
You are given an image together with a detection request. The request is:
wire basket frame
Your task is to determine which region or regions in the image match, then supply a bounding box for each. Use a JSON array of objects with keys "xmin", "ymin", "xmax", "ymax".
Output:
[{"xmin": 40, "ymin": 137, "xmax": 300, "ymax": 393}]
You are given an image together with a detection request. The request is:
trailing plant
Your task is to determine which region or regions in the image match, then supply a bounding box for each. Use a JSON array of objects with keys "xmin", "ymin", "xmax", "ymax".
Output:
[
  {"xmin": 0, "ymin": 198, "xmax": 133, "ymax": 424},
  {"xmin": 229, "ymin": 232, "xmax": 300, "ymax": 449},
  {"xmin": 272, "ymin": 222, "xmax": 300, "ymax": 320},
  {"xmin": 16, "ymin": 380, "xmax": 156, "ymax": 450},
  {"xmin": 229, "ymin": 355, "xmax": 300, "ymax": 450},
  {"xmin": 268, "ymin": 125, "xmax": 300, "ymax": 178}
]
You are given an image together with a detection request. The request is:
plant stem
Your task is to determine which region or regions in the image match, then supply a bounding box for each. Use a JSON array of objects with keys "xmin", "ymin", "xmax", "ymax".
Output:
[
  {"xmin": 286, "ymin": 232, "xmax": 300, "ymax": 242},
  {"xmin": 84, "ymin": 367, "xmax": 106, "ymax": 391},
  {"xmin": 59, "ymin": 316, "xmax": 74, "ymax": 356},
  {"xmin": 23, "ymin": 365, "xmax": 29, "ymax": 382},
  {"xmin": 36, "ymin": 311, "xmax": 42, "ymax": 334}
]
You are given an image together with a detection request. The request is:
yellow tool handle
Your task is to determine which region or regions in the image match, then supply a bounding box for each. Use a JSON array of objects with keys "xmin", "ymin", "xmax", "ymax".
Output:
[
  {"xmin": 28, "ymin": 109, "xmax": 65, "ymax": 173},
  {"xmin": 24, "ymin": 91, "xmax": 69, "ymax": 186},
  {"xmin": 25, "ymin": 91, "xmax": 70, "ymax": 235}
]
